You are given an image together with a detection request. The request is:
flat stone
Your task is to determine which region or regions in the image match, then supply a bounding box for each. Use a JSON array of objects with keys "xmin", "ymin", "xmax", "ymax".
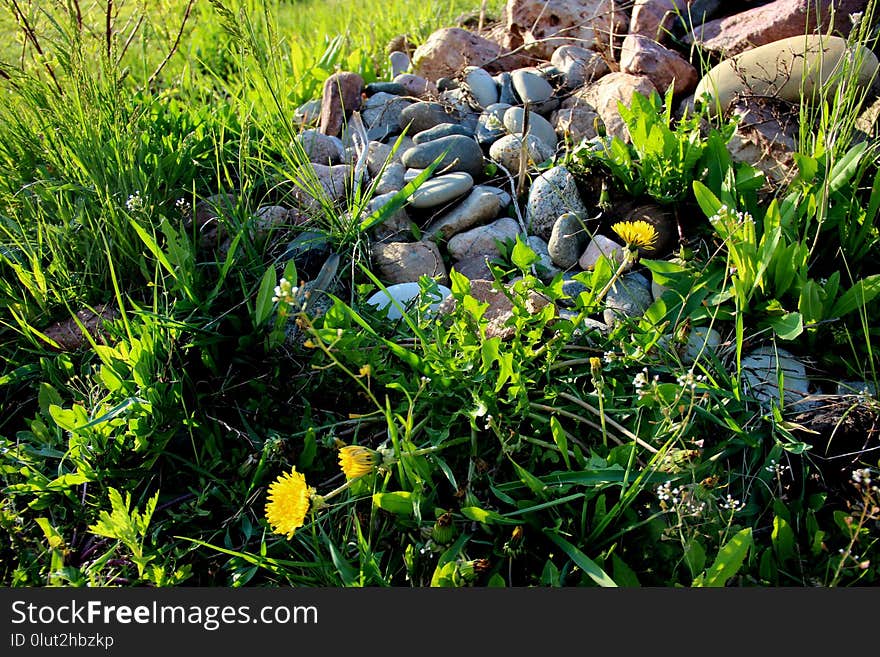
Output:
[
  {"xmin": 452, "ymin": 254, "xmax": 495, "ymax": 282},
  {"xmin": 413, "ymin": 123, "xmax": 474, "ymax": 145},
  {"xmin": 365, "ymin": 82, "xmax": 408, "ymax": 97},
  {"xmin": 488, "ymin": 133, "xmax": 554, "ymax": 174},
  {"xmin": 400, "ymin": 101, "xmax": 459, "ymax": 134},
  {"xmin": 447, "ymin": 216, "xmax": 521, "ymax": 260},
  {"xmin": 463, "ymin": 66, "xmax": 499, "ymax": 108},
  {"xmin": 741, "ymin": 345, "xmax": 811, "ymax": 409},
  {"xmin": 579, "ymin": 234, "xmax": 628, "ymax": 271},
  {"xmin": 694, "ymin": 35, "xmax": 878, "ymax": 118},
  {"xmin": 401, "ymin": 134, "xmax": 484, "ymax": 179},
  {"xmin": 603, "ymin": 271, "xmax": 653, "ymax": 326},
  {"xmin": 547, "ymin": 212, "xmax": 589, "ymax": 269},
  {"xmin": 503, "ymin": 106, "xmax": 558, "ymax": 151},
  {"xmin": 408, "ymin": 172, "xmax": 474, "ymax": 209},
  {"xmin": 372, "ymin": 240, "xmax": 448, "ymax": 285},
  {"xmin": 474, "ymin": 185, "xmax": 512, "ymax": 208},
  {"xmin": 525, "ymin": 166, "xmax": 587, "ymax": 241},
  {"xmin": 424, "ymin": 188, "xmax": 501, "ymax": 240},
  {"xmin": 374, "ymin": 162, "xmax": 407, "ymax": 195},
  {"xmin": 511, "ymin": 69, "xmax": 557, "ymax": 113},
  {"xmin": 366, "ymin": 282, "xmax": 451, "ymax": 320},
  {"xmin": 393, "ymin": 74, "xmax": 439, "ymax": 99}
]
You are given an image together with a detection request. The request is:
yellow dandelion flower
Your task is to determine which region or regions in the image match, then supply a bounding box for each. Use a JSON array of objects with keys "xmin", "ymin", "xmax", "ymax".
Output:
[
  {"xmin": 265, "ymin": 468, "xmax": 313, "ymax": 539},
  {"xmin": 359, "ymin": 363, "xmax": 372, "ymax": 378},
  {"xmin": 612, "ymin": 220, "xmax": 658, "ymax": 250},
  {"xmin": 338, "ymin": 445, "xmax": 379, "ymax": 480}
]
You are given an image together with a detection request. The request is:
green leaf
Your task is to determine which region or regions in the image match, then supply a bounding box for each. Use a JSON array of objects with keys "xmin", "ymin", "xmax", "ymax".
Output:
[
  {"xmin": 255, "ymin": 267, "xmax": 279, "ymax": 326},
  {"xmin": 693, "ymin": 527, "xmax": 753, "ymax": 587},
  {"xmin": 372, "ymin": 491, "xmax": 415, "ymax": 517},
  {"xmin": 767, "ymin": 312, "xmax": 803, "ymax": 340},
  {"xmin": 830, "ymin": 275, "xmax": 880, "ymax": 318},
  {"xmin": 772, "ymin": 515, "xmax": 796, "ymax": 565},
  {"xmin": 511, "ymin": 234, "xmax": 540, "ymax": 270},
  {"xmin": 684, "ymin": 539, "xmax": 707, "ymax": 580},
  {"xmin": 460, "ymin": 506, "xmax": 521, "ymax": 526},
  {"xmin": 692, "ymin": 180, "xmax": 722, "ymax": 218},
  {"xmin": 829, "ymin": 141, "xmax": 867, "ymax": 193},
  {"xmin": 543, "ymin": 530, "xmax": 617, "ymax": 587},
  {"xmin": 611, "ymin": 554, "xmax": 641, "ymax": 587},
  {"xmin": 38, "ymin": 383, "xmax": 63, "ymax": 416},
  {"xmin": 550, "ymin": 416, "xmax": 571, "ymax": 470}
]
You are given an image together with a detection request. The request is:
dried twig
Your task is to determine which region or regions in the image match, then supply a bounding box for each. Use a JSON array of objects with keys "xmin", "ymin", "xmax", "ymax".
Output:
[{"xmin": 147, "ymin": 0, "xmax": 196, "ymax": 88}]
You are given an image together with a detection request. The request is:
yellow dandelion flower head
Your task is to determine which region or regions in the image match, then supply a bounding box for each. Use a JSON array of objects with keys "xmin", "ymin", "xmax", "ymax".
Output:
[
  {"xmin": 338, "ymin": 445, "xmax": 379, "ymax": 480},
  {"xmin": 612, "ymin": 220, "xmax": 658, "ymax": 250},
  {"xmin": 265, "ymin": 468, "xmax": 313, "ymax": 539}
]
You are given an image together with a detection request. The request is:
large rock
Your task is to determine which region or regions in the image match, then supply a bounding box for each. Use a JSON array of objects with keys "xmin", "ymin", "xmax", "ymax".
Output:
[
  {"xmin": 372, "ymin": 241, "xmax": 447, "ymax": 284},
  {"xmin": 438, "ymin": 278, "xmax": 552, "ymax": 339},
  {"xmin": 629, "ymin": 0, "xmax": 692, "ymax": 43},
  {"xmin": 552, "ymin": 106, "xmax": 601, "ymax": 144},
  {"xmin": 694, "ymin": 35, "xmax": 878, "ymax": 118},
  {"xmin": 361, "ymin": 92, "xmax": 412, "ymax": 141},
  {"xmin": 412, "ymin": 28, "xmax": 507, "ymax": 80},
  {"xmin": 295, "ymin": 129, "xmax": 345, "ymax": 165},
  {"xmin": 547, "ymin": 212, "xmax": 589, "ymax": 269},
  {"xmin": 400, "ymin": 102, "xmax": 459, "ymax": 134},
  {"xmin": 319, "ymin": 72, "xmax": 364, "ymax": 137},
  {"xmin": 603, "ymin": 271, "xmax": 653, "ymax": 326},
  {"xmin": 550, "ymin": 45, "xmax": 611, "ymax": 89},
  {"xmin": 726, "ymin": 98, "xmax": 798, "ymax": 185},
  {"xmin": 525, "ymin": 166, "xmax": 588, "ymax": 241},
  {"xmin": 409, "ymin": 172, "xmax": 475, "ymax": 209},
  {"xmin": 401, "ymin": 134, "xmax": 485, "ymax": 179},
  {"xmin": 290, "ymin": 164, "xmax": 351, "ymax": 210},
  {"xmin": 567, "ymin": 72, "xmax": 658, "ymax": 141},
  {"xmin": 447, "ymin": 216, "xmax": 521, "ymax": 260},
  {"xmin": 501, "ymin": 0, "xmax": 628, "ymax": 60},
  {"xmin": 619, "ymin": 34, "xmax": 699, "ymax": 96},
  {"xmin": 424, "ymin": 188, "xmax": 502, "ymax": 240},
  {"xmin": 685, "ymin": 0, "xmax": 869, "ymax": 56}
]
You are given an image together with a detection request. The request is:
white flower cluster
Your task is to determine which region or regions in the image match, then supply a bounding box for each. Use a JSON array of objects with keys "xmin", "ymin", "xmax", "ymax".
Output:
[
  {"xmin": 720, "ymin": 494, "xmax": 745, "ymax": 511},
  {"xmin": 633, "ymin": 367, "xmax": 658, "ymax": 398},
  {"xmin": 851, "ymin": 468, "xmax": 873, "ymax": 487},
  {"xmin": 764, "ymin": 459, "xmax": 790, "ymax": 477},
  {"xmin": 676, "ymin": 370, "xmax": 707, "ymax": 391},
  {"xmin": 175, "ymin": 197, "xmax": 192, "ymax": 216},
  {"xmin": 272, "ymin": 277, "xmax": 300, "ymax": 306},
  {"xmin": 654, "ymin": 482, "xmax": 707, "ymax": 517},
  {"xmin": 707, "ymin": 204, "xmax": 753, "ymax": 229},
  {"xmin": 603, "ymin": 350, "xmax": 616, "ymax": 364},
  {"xmin": 126, "ymin": 190, "xmax": 144, "ymax": 212}
]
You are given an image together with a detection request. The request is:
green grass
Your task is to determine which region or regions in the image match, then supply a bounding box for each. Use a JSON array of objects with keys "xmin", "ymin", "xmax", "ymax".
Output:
[{"xmin": 0, "ymin": 0, "xmax": 879, "ymax": 588}]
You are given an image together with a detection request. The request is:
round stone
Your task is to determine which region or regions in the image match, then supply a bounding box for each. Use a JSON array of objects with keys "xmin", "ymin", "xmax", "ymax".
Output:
[
  {"xmin": 463, "ymin": 66, "xmax": 499, "ymax": 108},
  {"xmin": 408, "ymin": 172, "xmax": 474, "ymax": 209},
  {"xmin": 488, "ymin": 133, "xmax": 554, "ymax": 173},
  {"xmin": 503, "ymin": 106, "xmax": 558, "ymax": 151},
  {"xmin": 401, "ymin": 134, "xmax": 485, "ymax": 179}
]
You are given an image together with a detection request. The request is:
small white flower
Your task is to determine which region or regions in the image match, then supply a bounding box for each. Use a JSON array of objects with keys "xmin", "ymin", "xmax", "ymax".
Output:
[
  {"xmin": 126, "ymin": 191, "xmax": 144, "ymax": 212},
  {"xmin": 271, "ymin": 277, "xmax": 300, "ymax": 306}
]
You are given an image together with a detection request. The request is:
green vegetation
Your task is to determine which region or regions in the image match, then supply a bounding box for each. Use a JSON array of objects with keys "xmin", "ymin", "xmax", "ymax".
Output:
[{"xmin": 1, "ymin": 0, "xmax": 878, "ymax": 588}]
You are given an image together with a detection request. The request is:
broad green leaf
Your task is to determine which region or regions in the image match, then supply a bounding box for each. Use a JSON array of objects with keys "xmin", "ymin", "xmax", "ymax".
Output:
[
  {"xmin": 543, "ymin": 530, "xmax": 617, "ymax": 587},
  {"xmin": 830, "ymin": 275, "xmax": 880, "ymax": 318},
  {"xmin": 829, "ymin": 141, "xmax": 867, "ymax": 192},
  {"xmin": 372, "ymin": 491, "xmax": 415, "ymax": 517},
  {"xmin": 611, "ymin": 553, "xmax": 641, "ymax": 587},
  {"xmin": 684, "ymin": 539, "xmax": 706, "ymax": 579},
  {"xmin": 692, "ymin": 180, "xmax": 722, "ymax": 218},
  {"xmin": 550, "ymin": 416, "xmax": 571, "ymax": 470},
  {"xmin": 768, "ymin": 312, "xmax": 803, "ymax": 340},
  {"xmin": 693, "ymin": 527, "xmax": 753, "ymax": 587},
  {"xmin": 772, "ymin": 515, "xmax": 796, "ymax": 565},
  {"xmin": 511, "ymin": 235, "xmax": 540, "ymax": 270},
  {"xmin": 255, "ymin": 267, "xmax": 279, "ymax": 326}
]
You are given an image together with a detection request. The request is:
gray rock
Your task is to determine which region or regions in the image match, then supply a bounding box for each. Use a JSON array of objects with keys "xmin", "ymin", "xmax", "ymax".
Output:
[
  {"xmin": 365, "ymin": 82, "xmax": 408, "ymax": 97},
  {"xmin": 408, "ymin": 172, "xmax": 474, "ymax": 209},
  {"xmin": 372, "ymin": 240, "xmax": 447, "ymax": 284},
  {"xmin": 361, "ymin": 92, "xmax": 412, "ymax": 141},
  {"xmin": 476, "ymin": 103, "xmax": 511, "ymax": 146},
  {"xmin": 294, "ymin": 99, "xmax": 322, "ymax": 126},
  {"xmin": 296, "ymin": 129, "xmax": 345, "ymax": 165},
  {"xmin": 424, "ymin": 188, "xmax": 501, "ymax": 240},
  {"xmin": 374, "ymin": 162, "xmax": 407, "ymax": 195},
  {"xmin": 603, "ymin": 271, "xmax": 653, "ymax": 326},
  {"xmin": 463, "ymin": 66, "xmax": 499, "ymax": 108},
  {"xmin": 413, "ymin": 123, "xmax": 474, "ymax": 145},
  {"xmin": 511, "ymin": 69, "xmax": 557, "ymax": 114},
  {"xmin": 547, "ymin": 212, "xmax": 589, "ymax": 269},
  {"xmin": 365, "ymin": 140, "xmax": 406, "ymax": 176},
  {"xmin": 525, "ymin": 166, "xmax": 587, "ymax": 241},
  {"xmin": 401, "ymin": 135, "xmax": 485, "ymax": 179},
  {"xmin": 528, "ymin": 235, "xmax": 562, "ymax": 282},
  {"xmin": 389, "ymin": 50, "xmax": 411, "ymax": 78},
  {"xmin": 550, "ymin": 45, "xmax": 610, "ymax": 89},
  {"xmin": 290, "ymin": 163, "xmax": 351, "ymax": 210},
  {"xmin": 497, "ymin": 72, "xmax": 518, "ymax": 105},
  {"xmin": 474, "ymin": 185, "xmax": 511, "ymax": 208},
  {"xmin": 503, "ymin": 107, "xmax": 558, "ymax": 152},
  {"xmin": 579, "ymin": 234, "xmax": 628, "ymax": 271},
  {"xmin": 393, "ymin": 74, "xmax": 439, "ymax": 99},
  {"xmin": 367, "ymin": 192, "xmax": 413, "ymax": 242},
  {"xmin": 489, "ymin": 133, "xmax": 555, "ymax": 174},
  {"xmin": 452, "ymin": 254, "xmax": 495, "ymax": 281},
  {"xmin": 741, "ymin": 345, "xmax": 811, "ymax": 410},
  {"xmin": 552, "ymin": 106, "xmax": 601, "ymax": 145},
  {"xmin": 559, "ymin": 274, "xmax": 590, "ymax": 308},
  {"xmin": 400, "ymin": 102, "xmax": 459, "ymax": 134},
  {"xmin": 447, "ymin": 216, "xmax": 521, "ymax": 260}
]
